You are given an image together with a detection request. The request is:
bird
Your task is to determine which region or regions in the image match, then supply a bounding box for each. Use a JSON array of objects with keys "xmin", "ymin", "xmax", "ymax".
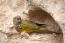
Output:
[{"xmin": 13, "ymin": 16, "xmax": 60, "ymax": 34}]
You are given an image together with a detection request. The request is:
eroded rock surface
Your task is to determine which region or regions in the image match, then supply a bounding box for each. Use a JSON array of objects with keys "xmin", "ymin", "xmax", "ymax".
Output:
[{"xmin": 0, "ymin": 0, "xmax": 64, "ymax": 43}]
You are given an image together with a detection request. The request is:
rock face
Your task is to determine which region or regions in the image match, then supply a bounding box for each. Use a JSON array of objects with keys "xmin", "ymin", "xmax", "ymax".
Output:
[
  {"xmin": 25, "ymin": 0, "xmax": 65, "ymax": 43},
  {"xmin": 0, "ymin": 0, "xmax": 64, "ymax": 43}
]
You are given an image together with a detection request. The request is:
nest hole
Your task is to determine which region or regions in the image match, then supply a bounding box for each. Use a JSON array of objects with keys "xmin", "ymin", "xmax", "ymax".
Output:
[
  {"xmin": 26, "ymin": 7, "xmax": 63, "ymax": 43},
  {"xmin": 26, "ymin": 7, "xmax": 63, "ymax": 34}
]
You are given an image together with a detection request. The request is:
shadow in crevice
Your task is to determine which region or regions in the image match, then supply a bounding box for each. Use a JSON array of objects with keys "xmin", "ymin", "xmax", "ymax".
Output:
[{"xmin": 27, "ymin": 7, "xmax": 63, "ymax": 43}]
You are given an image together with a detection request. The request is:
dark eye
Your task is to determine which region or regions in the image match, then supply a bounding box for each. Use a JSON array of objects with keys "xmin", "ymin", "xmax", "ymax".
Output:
[
  {"xmin": 17, "ymin": 18, "xmax": 22, "ymax": 25},
  {"xmin": 18, "ymin": 19, "xmax": 21, "ymax": 22},
  {"xmin": 17, "ymin": 18, "xmax": 21, "ymax": 22}
]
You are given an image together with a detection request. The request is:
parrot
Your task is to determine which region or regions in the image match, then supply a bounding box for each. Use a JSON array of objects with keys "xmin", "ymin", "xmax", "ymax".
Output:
[{"xmin": 13, "ymin": 16, "xmax": 61, "ymax": 34}]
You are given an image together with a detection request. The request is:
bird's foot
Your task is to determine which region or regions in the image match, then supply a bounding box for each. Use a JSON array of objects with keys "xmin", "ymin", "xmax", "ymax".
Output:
[{"xmin": 18, "ymin": 32, "xmax": 30, "ymax": 39}]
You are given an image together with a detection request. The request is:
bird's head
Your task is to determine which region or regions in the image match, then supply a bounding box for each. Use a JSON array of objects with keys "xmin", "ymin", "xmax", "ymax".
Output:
[{"xmin": 13, "ymin": 16, "xmax": 22, "ymax": 25}]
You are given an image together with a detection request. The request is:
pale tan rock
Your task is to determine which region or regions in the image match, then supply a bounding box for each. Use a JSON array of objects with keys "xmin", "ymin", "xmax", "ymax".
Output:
[{"xmin": 0, "ymin": 0, "xmax": 64, "ymax": 43}]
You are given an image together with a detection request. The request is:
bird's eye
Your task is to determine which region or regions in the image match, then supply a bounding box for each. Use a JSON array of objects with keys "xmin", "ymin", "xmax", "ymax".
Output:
[
  {"xmin": 16, "ymin": 18, "xmax": 22, "ymax": 25},
  {"xmin": 17, "ymin": 18, "xmax": 21, "ymax": 22},
  {"xmin": 18, "ymin": 19, "xmax": 21, "ymax": 22}
]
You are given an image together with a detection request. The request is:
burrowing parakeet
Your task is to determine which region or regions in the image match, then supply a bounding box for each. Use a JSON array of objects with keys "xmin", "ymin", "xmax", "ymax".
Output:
[{"xmin": 13, "ymin": 16, "xmax": 60, "ymax": 34}]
